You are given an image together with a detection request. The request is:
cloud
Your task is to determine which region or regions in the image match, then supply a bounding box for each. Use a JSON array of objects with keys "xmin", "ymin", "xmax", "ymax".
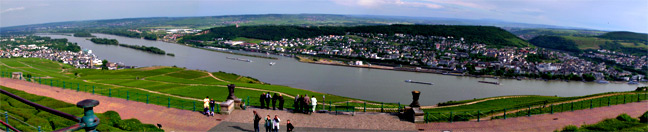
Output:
[
  {"xmin": 0, "ymin": 7, "xmax": 25, "ymax": 14},
  {"xmin": 331, "ymin": 0, "xmax": 442, "ymax": 9}
]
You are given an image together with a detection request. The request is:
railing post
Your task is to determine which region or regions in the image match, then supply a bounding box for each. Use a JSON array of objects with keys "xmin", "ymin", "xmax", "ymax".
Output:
[
  {"xmin": 571, "ymin": 102, "xmax": 574, "ymax": 111},
  {"xmin": 346, "ymin": 101, "xmax": 349, "ymax": 112},
  {"xmin": 550, "ymin": 104, "xmax": 554, "ymax": 114},
  {"xmin": 77, "ymin": 83, "xmax": 80, "ymax": 92},
  {"xmin": 363, "ymin": 102, "xmax": 366, "ymax": 112},
  {"xmin": 637, "ymin": 94, "xmax": 640, "ymax": 102},
  {"xmin": 63, "ymin": 81, "xmax": 65, "ymax": 88},
  {"xmin": 216, "ymin": 104, "xmax": 220, "ymax": 113},
  {"xmin": 608, "ymin": 97, "xmax": 610, "ymax": 106},
  {"xmin": 449, "ymin": 111, "xmax": 453, "ymax": 122},
  {"xmin": 247, "ymin": 96, "xmax": 250, "ymax": 106},
  {"xmin": 146, "ymin": 94, "xmax": 149, "ymax": 104},
  {"xmin": 503, "ymin": 108, "xmax": 507, "ymax": 119},
  {"xmin": 623, "ymin": 95, "xmax": 626, "ymax": 104},
  {"xmin": 590, "ymin": 100, "xmax": 593, "ymax": 109},
  {"xmin": 381, "ymin": 102, "xmax": 384, "ymax": 112},
  {"xmin": 92, "ymin": 85, "xmax": 95, "ymax": 94},
  {"xmin": 126, "ymin": 91, "xmax": 129, "ymax": 101},
  {"xmin": 527, "ymin": 105, "xmax": 531, "ymax": 116},
  {"xmin": 38, "ymin": 126, "xmax": 41, "ymax": 132},
  {"xmin": 193, "ymin": 101, "xmax": 196, "ymax": 112},
  {"xmin": 329, "ymin": 101, "xmax": 332, "ymax": 111},
  {"xmin": 109, "ymin": 88, "xmax": 112, "ymax": 97},
  {"xmin": 477, "ymin": 110, "xmax": 480, "ymax": 122},
  {"xmin": 168, "ymin": 97, "xmax": 171, "ymax": 108},
  {"xmin": 5, "ymin": 111, "xmax": 8, "ymax": 131},
  {"xmin": 50, "ymin": 80, "xmax": 52, "ymax": 86}
]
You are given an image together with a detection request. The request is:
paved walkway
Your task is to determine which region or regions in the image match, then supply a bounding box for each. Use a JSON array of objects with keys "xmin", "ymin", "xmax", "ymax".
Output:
[
  {"xmin": 2, "ymin": 77, "xmax": 648, "ymax": 132},
  {"xmin": 417, "ymin": 100, "xmax": 648, "ymax": 131}
]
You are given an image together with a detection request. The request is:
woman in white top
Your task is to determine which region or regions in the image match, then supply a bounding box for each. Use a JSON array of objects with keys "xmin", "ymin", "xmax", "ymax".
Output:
[
  {"xmin": 272, "ymin": 115, "xmax": 281, "ymax": 132},
  {"xmin": 311, "ymin": 96, "xmax": 318, "ymax": 112}
]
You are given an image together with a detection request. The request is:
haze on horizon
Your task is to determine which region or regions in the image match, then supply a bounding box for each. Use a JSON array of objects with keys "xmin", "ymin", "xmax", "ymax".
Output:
[{"xmin": 1, "ymin": 0, "xmax": 647, "ymax": 33}]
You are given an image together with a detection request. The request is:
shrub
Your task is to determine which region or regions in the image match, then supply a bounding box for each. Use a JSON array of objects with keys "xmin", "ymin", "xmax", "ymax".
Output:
[
  {"xmin": 26, "ymin": 118, "xmax": 53, "ymax": 131},
  {"xmin": 640, "ymin": 111, "xmax": 648, "ymax": 123},
  {"xmin": 101, "ymin": 111, "xmax": 122, "ymax": 126},
  {"xmin": 616, "ymin": 113, "xmax": 638, "ymax": 122},
  {"xmin": 560, "ymin": 125, "xmax": 579, "ymax": 132},
  {"xmin": 116, "ymin": 118, "xmax": 143, "ymax": 131}
]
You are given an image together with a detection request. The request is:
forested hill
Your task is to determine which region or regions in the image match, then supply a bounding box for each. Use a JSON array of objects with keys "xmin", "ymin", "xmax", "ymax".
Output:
[
  {"xmin": 597, "ymin": 31, "xmax": 648, "ymax": 42},
  {"xmin": 181, "ymin": 25, "xmax": 529, "ymax": 47}
]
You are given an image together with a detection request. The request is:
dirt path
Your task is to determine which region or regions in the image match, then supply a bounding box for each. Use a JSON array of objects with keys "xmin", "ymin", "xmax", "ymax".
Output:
[
  {"xmin": 0, "ymin": 78, "xmax": 225, "ymax": 131},
  {"xmin": 417, "ymin": 100, "xmax": 648, "ymax": 131},
  {"xmin": 207, "ymin": 72, "xmax": 230, "ymax": 83}
]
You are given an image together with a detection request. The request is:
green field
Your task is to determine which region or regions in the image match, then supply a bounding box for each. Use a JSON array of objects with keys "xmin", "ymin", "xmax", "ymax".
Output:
[
  {"xmin": 0, "ymin": 58, "xmax": 387, "ymax": 111},
  {"xmin": 232, "ymin": 37, "xmax": 264, "ymax": 44},
  {"xmin": 562, "ymin": 36, "xmax": 611, "ymax": 50},
  {"xmin": 0, "ymin": 86, "xmax": 162, "ymax": 131}
]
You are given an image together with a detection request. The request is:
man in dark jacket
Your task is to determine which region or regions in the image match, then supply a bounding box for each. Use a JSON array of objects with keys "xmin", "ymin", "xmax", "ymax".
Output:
[
  {"xmin": 253, "ymin": 111, "xmax": 261, "ymax": 132},
  {"xmin": 302, "ymin": 94, "xmax": 310, "ymax": 113},
  {"xmin": 293, "ymin": 95, "xmax": 301, "ymax": 113},
  {"xmin": 265, "ymin": 92, "xmax": 272, "ymax": 109},
  {"xmin": 278, "ymin": 94, "xmax": 285, "ymax": 110},
  {"xmin": 272, "ymin": 93, "xmax": 278, "ymax": 110},
  {"xmin": 260, "ymin": 93, "xmax": 266, "ymax": 109}
]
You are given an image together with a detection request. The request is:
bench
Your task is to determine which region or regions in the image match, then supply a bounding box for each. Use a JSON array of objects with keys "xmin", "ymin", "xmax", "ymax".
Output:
[{"xmin": 334, "ymin": 106, "xmax": 355, "ymax": 116}]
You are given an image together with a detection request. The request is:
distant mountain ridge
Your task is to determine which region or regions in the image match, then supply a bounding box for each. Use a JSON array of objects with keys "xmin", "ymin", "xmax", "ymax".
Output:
[
  {"xmin": 1, "ymin": 14, "xmax": 591, "ymax": 34},
  {"xmin": 529, "ymin": 31, "xmax": 647, "ymax": 55}
]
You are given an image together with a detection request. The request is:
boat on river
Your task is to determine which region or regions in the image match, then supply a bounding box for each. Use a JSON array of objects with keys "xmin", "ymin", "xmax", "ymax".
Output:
[
  {"xmin": 628, "ymin": 81, "xmax": 639, "ymax": 85},
  {"xmin": 596, "ymin": 80, "xmax": 609, "ymax": 84},
  {"xmin": 405, "ymin": 80, "xmax": 434, "ymax": 85},
  {"xmin": 269, "ymin": 62, "xmax": 276, "ymax": 66},
  {"xmin": 478, "ymin": 81, "xmax": 500, "ymax": 85}
]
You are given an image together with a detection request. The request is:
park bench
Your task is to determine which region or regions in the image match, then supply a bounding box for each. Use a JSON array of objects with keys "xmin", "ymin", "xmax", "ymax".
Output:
[{"xmin": 334, "ymin": 106, "xmax": 355, "ymax": 116}]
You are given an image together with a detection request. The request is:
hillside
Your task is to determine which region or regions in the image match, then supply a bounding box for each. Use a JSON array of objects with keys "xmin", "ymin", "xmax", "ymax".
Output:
[
  {"xmin": 510, "ymin": 28, "xmax": 607, "ymax": 40},
  {"xmin": 1, "ymin": 14, "xmax": 577, "ymax": 35},
  {"xmin": 598, "ymin": 31, "xmax": 648, "ymax": 42},
  {"xmin": 182, "ymin": 25, "xmax": 529, "ymax": 47},
  {"xmin": 529, "ymin": 33, "xmax": 647, "ymax": 55}
]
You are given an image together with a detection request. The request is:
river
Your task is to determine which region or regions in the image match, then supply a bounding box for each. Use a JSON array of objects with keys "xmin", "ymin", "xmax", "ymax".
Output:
[{"xmin": 41, "ymin": 33, "xmax": 646, "ymax": 105}]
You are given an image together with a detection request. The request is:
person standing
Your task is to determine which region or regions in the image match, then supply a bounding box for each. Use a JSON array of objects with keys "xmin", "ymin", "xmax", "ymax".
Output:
[
  {"xmin": 265, "ymin": 115, "xmax": 272, "ymax": 132},
  {"xmin": 272, "ymin": 115, "xmax": 281, "ymax": 132},
  {"xmin": 286, "ymin": 120, "xmax": 294, "ymax": 132},
  {"xmin": 203, "ymin": 96, "xmax": 210, "ymax": 116},
  {"xmin": 272, "ymin": 93, "xmax": 278, "ymax": 110},
  {"xmin": 253, "ymin": 111, "xmax": 261, "ymax": 132},
  {"xmin": 303, "ymin": 94, "xmax": 310, "ymax": 114},
  {"xmin": 310, "ymin": 96, "xmax": 318, "ymax": 113},
  {"xmin": 265, "ymin": 92, "xmax": 272, "ymax": 109},
  {"xmin": 278, "ymin": 94, "xmax": 285, "ymax": 110},
  {"xmin": 293, "ymin": 95, "xmax": 300, "ymax": 113},
  {"xmin": 260, "ymin": 93, "xmax": 266, "ymax": 109},
  {"xmin": 209, "ymin": 99, "xmax": 216, "ymax": 116}
]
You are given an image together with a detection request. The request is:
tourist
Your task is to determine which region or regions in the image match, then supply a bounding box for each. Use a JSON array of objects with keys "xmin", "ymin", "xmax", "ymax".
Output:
[
  {"xmin": 253, "ymin": 111, "xmax": 261, "ymax": 132},
  {"xmin": 286, "ymin": 120, "xmax": 294, "ymax": 132},
  {"xmin": 311, "ymin": 95, "xmax": 317, "ymax": 113},
  {"xmin": 278, "ymin": 94, "xmax": 285, "ymax": 110},
  {"xmin": 265, "ymin": 115, "xmax": 272, "ymax": 132},
  {"xmin": 203, "ymin": 96, "xmax": 210, "ymax": 115},
  {"xmin": 260, "ymin": 93, "xmax": 266, "ymax": 109},
  {"xmin": 209, "ymin": 99, "xmax": 216, "ymax": 116},
  {"xmin": 265, "ymin": 92, "xmax": 272, "ymax": 109},
  {"xmin": 272, "ymin": 115, "xmax": 281, "ymax": 132},
  {"xmin": 272, "ymin": 93, "xmax": 278, "ymax": 110},
  {"xmin": 303, "ymin": 94, "xmax": 311, "ymax": 114},
  {"xmin": 293, "ymin": 95, "xmax": 301, "ymax": 113}
]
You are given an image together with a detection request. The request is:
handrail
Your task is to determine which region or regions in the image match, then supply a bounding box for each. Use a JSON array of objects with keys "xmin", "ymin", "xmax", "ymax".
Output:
[
  {"xmin": 0, "ymin": 120, "xmax": 21, "ymax": 132},
  {"xmin": 0, "ymin": 88, "xmax": 80, "ymax": 122}
]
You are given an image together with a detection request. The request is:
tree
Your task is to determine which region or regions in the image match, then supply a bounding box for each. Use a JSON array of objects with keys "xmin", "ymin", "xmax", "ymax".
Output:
[{"xmin": 101, "ymin": 60, "xmax": 108, "ymax": 70}]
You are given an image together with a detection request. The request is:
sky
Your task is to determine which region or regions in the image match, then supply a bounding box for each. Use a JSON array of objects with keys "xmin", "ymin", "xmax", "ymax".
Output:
[{"xmin": 1, "ymin": 0, "xmax": 647, "ymax": 33}]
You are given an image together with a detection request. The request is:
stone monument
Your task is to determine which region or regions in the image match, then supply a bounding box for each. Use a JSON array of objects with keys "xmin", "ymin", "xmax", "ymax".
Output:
[
  {"xmin": 222, "ymin": 84, "xmax": 243, "ymax": 111},
  {"xmin": 405, "ymin": 91, "xmax": 425, "ymax": 123}
]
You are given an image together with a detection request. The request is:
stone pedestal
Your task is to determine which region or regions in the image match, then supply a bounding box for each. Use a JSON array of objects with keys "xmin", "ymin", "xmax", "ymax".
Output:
[
  {"xmin": 220, "ymin": 100, "xmax": 235, "ymax": 115},
  {"xmin": 233, "ymin": 98, "xmax": 243, "ymax": 109},
  {"xmin": 411, "ymin": 107, "xmax": 425, "ymax": 123}
]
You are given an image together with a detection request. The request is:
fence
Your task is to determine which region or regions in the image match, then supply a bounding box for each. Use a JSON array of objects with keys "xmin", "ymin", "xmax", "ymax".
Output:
[{"xmin": 423, "ymin": 93, "xmax": 648, "ymax": 123}]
